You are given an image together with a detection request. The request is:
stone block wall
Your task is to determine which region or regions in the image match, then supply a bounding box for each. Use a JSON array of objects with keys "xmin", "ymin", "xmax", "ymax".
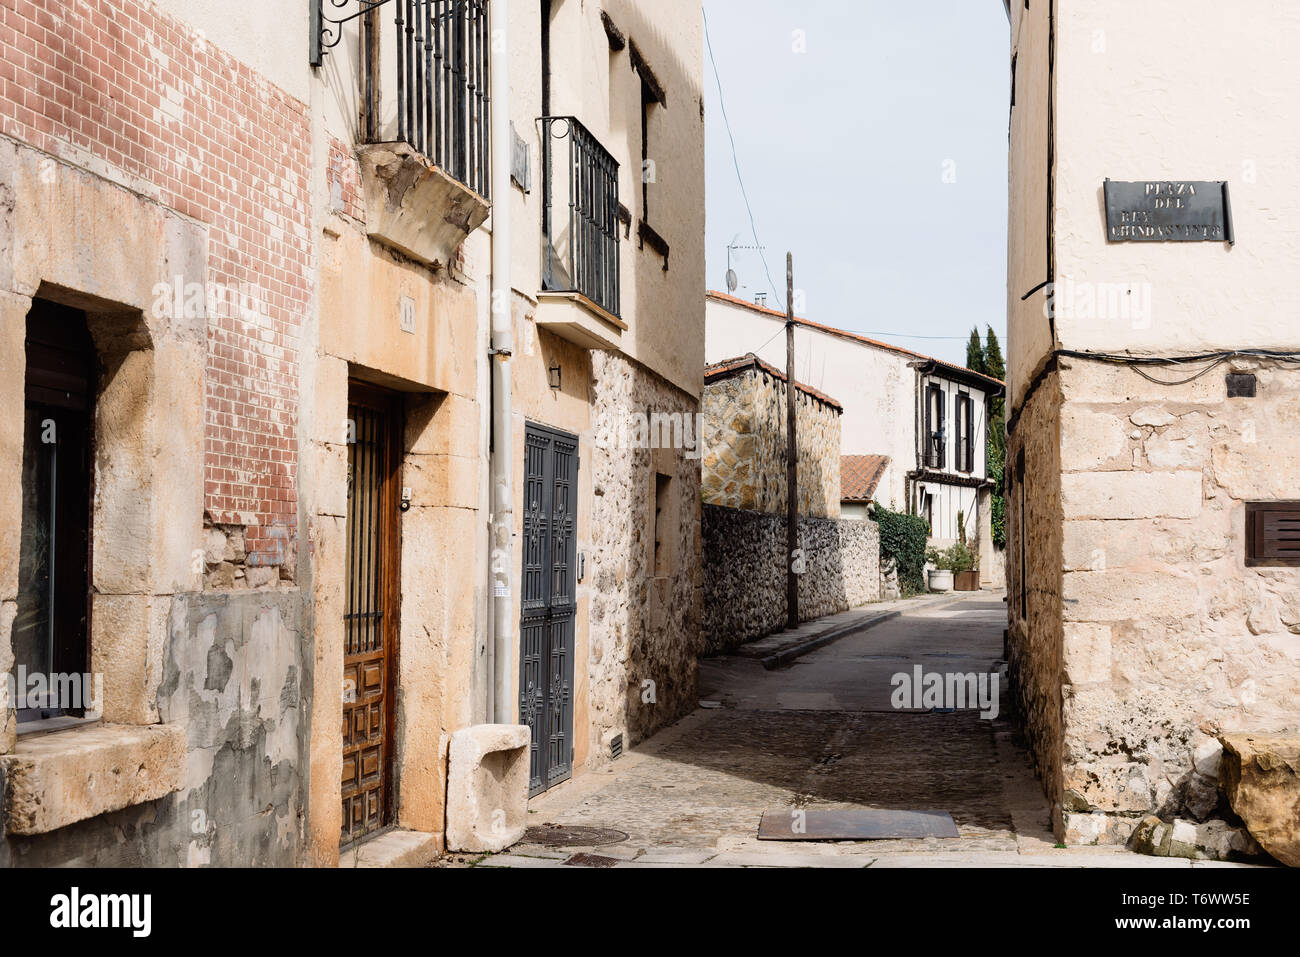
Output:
[
  {"xmin": 701, "ymin": 503, "xmax": 880, "ymax": 654},
  {"xmin": 1012, "ymin": 358, "xmax": 1300, "ymax": 847},
  {"xmin": 702, "ymin": 360, "xmax": 842, "ymax": 519},
  {"xmin": 1005, "ymin": 369, "xmax": 1066, "ymax": 834},
  {"xmin": 588, "ymin": 352, "xmax": 704, "ymax": 753}
]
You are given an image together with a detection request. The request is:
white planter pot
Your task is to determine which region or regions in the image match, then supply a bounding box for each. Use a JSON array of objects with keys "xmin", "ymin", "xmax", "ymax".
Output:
[{"xmin": 928, "ymin": 569, "xmax": 954, "ymax": 593}]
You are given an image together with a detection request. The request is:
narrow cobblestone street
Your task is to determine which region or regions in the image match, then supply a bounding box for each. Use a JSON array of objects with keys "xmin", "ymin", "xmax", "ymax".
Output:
[{"xmin": 470, "ymin": 594, "xmax": 1254, "ymax": 868}]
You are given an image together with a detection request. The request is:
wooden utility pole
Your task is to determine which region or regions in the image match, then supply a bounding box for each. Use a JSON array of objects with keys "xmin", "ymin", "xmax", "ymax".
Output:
[{"xmin": 785, "ymin": 253, "xmax": 799, "ymax": 629}]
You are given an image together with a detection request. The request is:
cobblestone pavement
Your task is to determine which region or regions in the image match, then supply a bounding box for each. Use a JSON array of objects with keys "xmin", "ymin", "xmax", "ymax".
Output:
[{"xmin": 461, "ymin": 593, "xmax": 1252, "ymax": 868}]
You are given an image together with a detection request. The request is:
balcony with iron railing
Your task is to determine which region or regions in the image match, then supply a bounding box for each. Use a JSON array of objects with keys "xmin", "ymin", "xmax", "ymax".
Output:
[
  {"xmin": 534, "ymin": 116, "xmax": 625, "ymax": 350},
  {"xmin": 313, "ymin": 0, "xmax": 492, "ymax": 267},
  {"xmin": 924, "ymin": 431, "xmax": 947, "ymax": 470}
]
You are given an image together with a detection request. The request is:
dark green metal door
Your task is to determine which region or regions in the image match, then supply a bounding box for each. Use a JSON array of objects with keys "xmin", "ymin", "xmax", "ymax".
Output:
[{"xmin": 519, "ymin": 422, "xmax": 578, "ymax": 797}]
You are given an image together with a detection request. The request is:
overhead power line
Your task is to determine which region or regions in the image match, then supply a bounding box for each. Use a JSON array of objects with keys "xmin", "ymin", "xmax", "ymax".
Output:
[{"xmin": 703, "ymin": 7, "xmax": 785, "ymax": 311}]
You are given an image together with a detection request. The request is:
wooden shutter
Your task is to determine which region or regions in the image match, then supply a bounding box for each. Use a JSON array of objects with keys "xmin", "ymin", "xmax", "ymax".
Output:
[{"xmin": 1247, "ymin": 502, "xmax": 1300, "ymax": 566}]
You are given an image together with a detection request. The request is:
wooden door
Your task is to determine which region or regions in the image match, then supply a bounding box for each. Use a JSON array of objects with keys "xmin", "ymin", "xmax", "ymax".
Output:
[
  {"xmin": 519, "ymin": 423, "xmax": 578, "ymax": 797},
  {"xmin": 341, "ymin": 384, "xmax": 402, "ymax": 847}
]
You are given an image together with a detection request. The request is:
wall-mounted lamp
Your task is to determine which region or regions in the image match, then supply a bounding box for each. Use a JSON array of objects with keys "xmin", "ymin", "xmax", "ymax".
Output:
[{"xmin": 548, "ymin": 361, "xmax": 562, "ymax": 391}]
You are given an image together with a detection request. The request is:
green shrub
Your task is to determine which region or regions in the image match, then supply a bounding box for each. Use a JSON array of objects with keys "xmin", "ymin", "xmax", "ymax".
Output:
[{"xmin": 871, "ymin": 502, "xmax": 930, "ymax": 597}]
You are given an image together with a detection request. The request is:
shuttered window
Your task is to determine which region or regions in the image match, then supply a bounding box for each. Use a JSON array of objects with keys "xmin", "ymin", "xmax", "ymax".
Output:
[
  {"xmin": 956, "ymin": 393, "xmax": 975, "ymax": 474},
  {"xmin": 925, "ymin": 384, "xmax": 945, "ymax": 469},
  {"xmin": 1246, "ymin": 502, "xmax": 1300, "ymax": 566}
]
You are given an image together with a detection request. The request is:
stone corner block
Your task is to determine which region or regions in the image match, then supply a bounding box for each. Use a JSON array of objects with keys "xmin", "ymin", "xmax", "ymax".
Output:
[
  {"xmin": 1219, "ymin": 732, "xmax": 1300, "ymax": 867},
  {"xmin": 1, "ymin": 722, "xmax": 186, "ymax": 836},
  {"xmin": 1061, "ymin": 470, "xmax": 1203, "ymax": 520},
  {"xmin": 445, "ymin": 724, "xmax": 531, "ymax": 854}
]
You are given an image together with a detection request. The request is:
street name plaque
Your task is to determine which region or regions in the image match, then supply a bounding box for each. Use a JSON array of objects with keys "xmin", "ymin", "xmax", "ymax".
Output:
[{"xmin": 1104, "ymin": 179, "xmax": 1234, "ymax": 245}]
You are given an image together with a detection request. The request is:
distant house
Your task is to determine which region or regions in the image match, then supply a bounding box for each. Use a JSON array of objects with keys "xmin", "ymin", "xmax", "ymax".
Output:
[{"xmin": 705, "ymin": 291, "xmax": 1005, "ymax": 554}]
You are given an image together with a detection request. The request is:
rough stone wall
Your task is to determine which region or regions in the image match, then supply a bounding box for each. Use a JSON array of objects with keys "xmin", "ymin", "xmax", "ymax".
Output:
[
  {"xmin": 1005, "ymin": 369, "xmax": 1065, "ymax": 833},
  {"xmin": 587, "ymin": 352, "xmax": 703, "ymax": 755},
  {"xmin": 702, "ymin": 367, "xmax": 842, "ymax": 519},
  {"xmin": 701, "ymin": 504, "xmax": 881, "ymax": 654},
  {"xmin": 1049, "ymin": 358, "xmax": 1300, "ymax": 846},
  {"xmin": 0, "ymin": 592, "xmax": 305, "ymax": 867}
]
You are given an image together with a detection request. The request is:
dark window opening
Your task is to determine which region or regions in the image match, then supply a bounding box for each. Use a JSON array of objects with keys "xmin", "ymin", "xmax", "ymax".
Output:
[
  {"xmin": 653, "ymin": 472, "xmax": 672, "ymax": 577},
  {"xmin": 15, "ymin": 299, "xmax": 96, "ymax": 723},
  {"xmin": 1016, "ymin": 447, "xmax": 1028, "ymax": 621}
]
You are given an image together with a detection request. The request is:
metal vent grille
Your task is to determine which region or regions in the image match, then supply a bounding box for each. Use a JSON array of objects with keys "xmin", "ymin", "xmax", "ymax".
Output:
[
  {"xmin": 610, "ymin": 734, "xmax": 623, "ymax": 759},
  {"xmin": 1247, "ymin": 502, "xmax": 1300, "ymax": 566}
]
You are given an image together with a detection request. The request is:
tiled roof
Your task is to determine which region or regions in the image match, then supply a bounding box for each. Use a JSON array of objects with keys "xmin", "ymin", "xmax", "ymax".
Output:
[
  {"xmin": 705, "ymin": 290, "xmax": 1006, "ymax": 393},
  {"xmin": 841, "ymin": 454, "xmax": 891, "ymax": 503},
  {"xmin": 704, "ymin": 354, "xmax": 844, "ymax": 411}
]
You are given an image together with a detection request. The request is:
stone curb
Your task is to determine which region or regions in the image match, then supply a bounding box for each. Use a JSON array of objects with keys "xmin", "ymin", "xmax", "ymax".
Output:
[{"xmin": 758, "ymin": 595, "xmax": 968, "ymax": 671}]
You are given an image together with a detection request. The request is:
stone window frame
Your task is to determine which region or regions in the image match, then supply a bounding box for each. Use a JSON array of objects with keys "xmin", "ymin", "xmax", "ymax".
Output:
[{"xmin": 0, "ymin": 144, "xmax": 203, "ymax": 831}]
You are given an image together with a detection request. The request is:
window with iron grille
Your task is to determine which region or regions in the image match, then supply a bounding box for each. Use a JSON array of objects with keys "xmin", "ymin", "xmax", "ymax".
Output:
[
  {"xmin": 540, "ymin": 116, "xmax": 621, "ymax": 317},
  {"xmin": 321, "ymin": 0, "xmax": 492, "ymax": 198}
]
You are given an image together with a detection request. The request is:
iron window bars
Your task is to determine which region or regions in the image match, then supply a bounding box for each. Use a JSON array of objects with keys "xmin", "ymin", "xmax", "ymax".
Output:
[
  {"xmin": 541, "ymin": 116, "xmax": 621, "ymax": 318},
  {"xmin": 313, "ymin": 0, "xmax": 491, "ymax": 199}
]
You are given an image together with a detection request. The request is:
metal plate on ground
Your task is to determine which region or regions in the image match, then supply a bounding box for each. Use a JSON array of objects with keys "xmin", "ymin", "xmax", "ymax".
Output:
[
  {"xmin": 758, "ymin": 809, "xmax": 959, "ymax": 841},
  {"xmin": 522, "ymin": 825, "xmax": 629, "ymax": 847},
  {"xmin": 563, "ymin": 853, "xmax": 620, "ymax": 868}
]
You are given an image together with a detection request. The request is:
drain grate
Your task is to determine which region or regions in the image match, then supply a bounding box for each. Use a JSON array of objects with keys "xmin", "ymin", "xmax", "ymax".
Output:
[
  {"xmin": 522, "ymin": 824, "xmax": 629, "ymax": 847},
  {"xmin": 563, "ymin": 853, "xmax": 620, "ymax": 868}
]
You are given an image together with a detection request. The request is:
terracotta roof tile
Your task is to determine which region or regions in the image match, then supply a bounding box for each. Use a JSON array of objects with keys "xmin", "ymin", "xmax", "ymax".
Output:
[{"xmin": 841, "ymin": 454, "xmax": 891, "ymax": 503}]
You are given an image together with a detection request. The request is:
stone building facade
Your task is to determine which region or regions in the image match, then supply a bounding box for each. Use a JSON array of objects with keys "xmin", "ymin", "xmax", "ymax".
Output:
[
  {"xmin": 0, "ymin": 0, "xmax": 705, "ymax": 866},
  {"xmin": 702, "ymin": 355, "xmax": 843, "ymax": 519},
  {"xmin": 1003, "ymin": 0, "xmax": 1300, "ymax": 852}
]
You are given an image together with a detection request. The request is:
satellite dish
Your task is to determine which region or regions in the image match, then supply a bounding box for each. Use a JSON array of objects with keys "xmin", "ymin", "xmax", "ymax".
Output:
[{"xmin": 725, "ymin": 268, "xmax": 739, "ymax": 293}]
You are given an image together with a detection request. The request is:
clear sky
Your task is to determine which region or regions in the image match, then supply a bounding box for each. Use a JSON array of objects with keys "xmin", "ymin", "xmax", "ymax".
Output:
[{"xmin": 702, "ymin": 0, "xmax": 1010, "ymax": 371}]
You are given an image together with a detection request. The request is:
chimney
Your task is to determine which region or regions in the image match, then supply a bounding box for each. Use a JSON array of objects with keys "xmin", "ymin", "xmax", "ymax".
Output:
[{"xmin": 755, "ymin": 292, "xmax": 767, "ymax": 307}]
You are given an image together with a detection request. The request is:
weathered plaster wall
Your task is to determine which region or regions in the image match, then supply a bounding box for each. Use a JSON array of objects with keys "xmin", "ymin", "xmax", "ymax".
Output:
[
  {"xmin": 1053, "ymin": 1, "xmax": 1300, "ymax": 359},
  {"xmin": 1, "ymin": 591, "xmax": 306, "ymax": 867},
  {"xmin": 701, "ymin": 504, "xmax": 881, "ymax": 654},
  {"xmin": 1005, "ymin": 0, "xmax": 1053, "ymax": 408},
  {"xmin": 702, "ymin": 364, "xmax": 843, "ymax": 519}
]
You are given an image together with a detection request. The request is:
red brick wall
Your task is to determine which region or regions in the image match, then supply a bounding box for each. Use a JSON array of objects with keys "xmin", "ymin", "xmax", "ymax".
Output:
[
  {"xmin": 327, "ymin": 135, "xmax": 364, "ymax": 224},
  {"xmin": 0, "ymin": 0, "xmax": 311, "ymax": 569}
]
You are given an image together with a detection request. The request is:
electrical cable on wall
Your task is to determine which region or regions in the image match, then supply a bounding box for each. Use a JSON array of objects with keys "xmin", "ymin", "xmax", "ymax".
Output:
[{"xmin": 1056, "ymin": 348, "xmax": 1300, "ymax": 386}]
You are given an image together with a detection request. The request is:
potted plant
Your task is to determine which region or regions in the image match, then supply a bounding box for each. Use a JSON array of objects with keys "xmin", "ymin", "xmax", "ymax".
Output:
[{"xmin": 926, "ymin": 542, "xmax": 976, "ymax": 593}]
